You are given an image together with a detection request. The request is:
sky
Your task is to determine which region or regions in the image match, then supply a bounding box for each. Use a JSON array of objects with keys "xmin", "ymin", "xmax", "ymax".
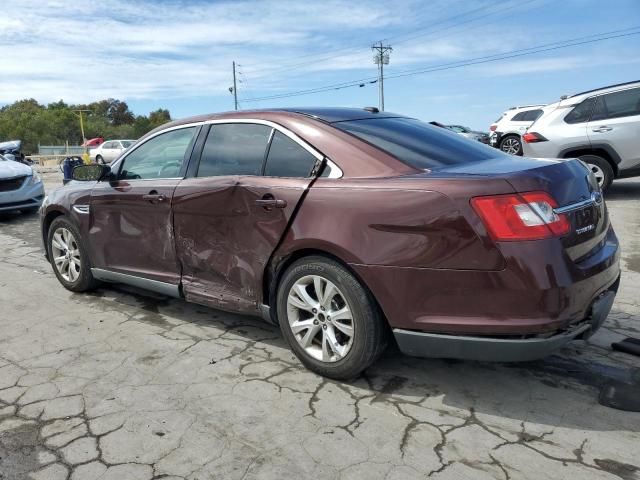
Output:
[{"xmin": 1, "ymin": 0, "xmax": 639, "ymax": 130}]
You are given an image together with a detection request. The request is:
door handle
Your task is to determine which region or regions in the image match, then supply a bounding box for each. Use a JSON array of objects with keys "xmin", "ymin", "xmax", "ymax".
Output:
[
  {"xmin": 142, "ymin": 191, "xmax": 166, "ymax": 203},
  {"xmin": 255, "ymin": 195, "xmax": 287, "ymax": 209},
  {"xmin": 592, "ymin": 126, "xmax": 612, "ymax": 132}
]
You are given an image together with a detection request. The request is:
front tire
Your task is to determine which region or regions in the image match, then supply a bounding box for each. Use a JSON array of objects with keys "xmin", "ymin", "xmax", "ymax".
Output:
[
  {"xmin": 47, "ymin": 216, "xmax": 99, "ymax": 292},
  {"xmin": 579, "ymin": 154, "xmax": 614, "ymax": 191},
  {"xmin": 277, "ymin": 256, "xmax": 387, "ymax": 380},
  {"xmin": 499, "ymin": 135, "xmax": 523, "ymax": 156}
]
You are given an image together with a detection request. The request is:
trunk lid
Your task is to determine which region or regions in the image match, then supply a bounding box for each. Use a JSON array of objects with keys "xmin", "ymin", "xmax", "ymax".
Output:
[{"xmin": 433, "ymin": 157, "xmax": 608, "ymax": 261}]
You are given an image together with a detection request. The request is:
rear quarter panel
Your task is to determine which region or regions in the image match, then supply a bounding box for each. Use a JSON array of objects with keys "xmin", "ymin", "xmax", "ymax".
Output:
[{"xmin": 275, "ymin": 177, "xmax": 512, "ymax": 270}]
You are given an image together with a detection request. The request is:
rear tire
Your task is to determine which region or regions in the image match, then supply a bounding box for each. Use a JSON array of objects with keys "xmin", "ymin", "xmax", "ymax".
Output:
[
  {"xmin": 499, "ymin": 135, "xmax": 523, "ymax": 156},
  {"xmin": 96, "ymin": 155, "xmax": 104, "ymax": 164},
  {"xmin": 579, "ymin": 155, "xmax": 614, "ymax": 191},
  {"xmin": 47, "ymin": 216, "xmax": 100, "ymax": 292},
  {"xmin": 277, "ymin": 256, "xmax": 387, "ymax": 380}
]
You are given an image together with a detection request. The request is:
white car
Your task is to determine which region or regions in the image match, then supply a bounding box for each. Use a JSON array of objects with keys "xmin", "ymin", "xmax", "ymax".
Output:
[
  {"xmin": 90, "ymin": 139, "xmax": 136, "ymax": 164},
  {"xmin": 489, "ymin": 105, "xmax": 546, "ymax": 155}
]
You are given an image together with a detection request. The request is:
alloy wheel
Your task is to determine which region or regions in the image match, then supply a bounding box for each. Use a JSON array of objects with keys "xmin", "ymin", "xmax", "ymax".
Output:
[
  {"xmin": 51, "ymin": 227, "xmax": 81, "ymax": 282},
  {"xmin": 501, "ymin": 137, "xmax": 521, "ymax": 155},
  {"xmin": 286, "ymin": 275, "xmax": 354, "ymax": 362},
  {"xmin": 588, "ymin": 163, "xmax": 605, "ymax": 187}
]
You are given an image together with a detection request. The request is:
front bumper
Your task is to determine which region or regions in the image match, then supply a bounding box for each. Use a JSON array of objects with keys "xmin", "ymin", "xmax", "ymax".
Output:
[
  {"xmin": 0, "ymin": 179, "xmax": 45, "ymax": 212},
  {"xmin": 393, "ymin": 287, "xmax": 617, "ymax": 362}
]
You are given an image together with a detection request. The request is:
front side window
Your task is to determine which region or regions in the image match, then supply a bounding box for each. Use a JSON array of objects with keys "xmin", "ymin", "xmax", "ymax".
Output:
[
  {"xmin": 564, "ymin": 97, "xmax": 596, "ymax": 124},
  {"xmin": 197, "ymin": 123, "xmax": 272, "ymax": 177},
  {"xmin": 333, "ymin": 117, "xmax": 501, "ymax": 170},
  {"xmin": 118, "ymin": 127, "xmax": 197, "ymax": 180},
  {"xmin": 264, "ymin": 131, "xmax": 318, "ymax": 177},
  {"xmin": 591, "ymin": 87, "xmax": 640, "ymax": 121}
]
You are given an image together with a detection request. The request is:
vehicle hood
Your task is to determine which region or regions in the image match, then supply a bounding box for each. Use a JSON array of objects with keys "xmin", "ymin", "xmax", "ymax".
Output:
[
  {"xmin": 0, "ymin": 139, "xmax": 21, "ymax": 153},
  {"xmin": 0, "ymin": 159, "xmax": 33, "ymax": 178}
]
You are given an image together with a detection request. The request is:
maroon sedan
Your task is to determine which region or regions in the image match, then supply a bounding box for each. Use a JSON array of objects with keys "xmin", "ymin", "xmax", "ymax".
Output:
[{"xmin": 40, "ymin": 108, "xmax": 620, "ymax": 379}]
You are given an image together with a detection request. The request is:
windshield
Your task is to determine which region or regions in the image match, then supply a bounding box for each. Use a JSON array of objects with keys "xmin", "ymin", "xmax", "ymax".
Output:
[{"xmin": 333, "ymin": 117, "xmax": 503, "ymax": 170}]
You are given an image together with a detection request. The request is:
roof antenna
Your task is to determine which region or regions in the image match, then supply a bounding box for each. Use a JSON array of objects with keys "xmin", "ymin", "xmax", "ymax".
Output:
[{"xmin": 364, "ymin": 107, "xmax": 379, "ymax": 113}]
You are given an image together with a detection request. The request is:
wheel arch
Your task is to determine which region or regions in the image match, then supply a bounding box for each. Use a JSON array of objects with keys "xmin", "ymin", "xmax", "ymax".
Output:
[
  {"xmin": 41, "ymin": 209, "xmax": 67, "ymax": 256},
  {"xmin": 262, "ymin": 246, "xmax": 387, "ymax": 327},
  {"xmin": 560, "ymin": 145, "xmax": 620, "ymax": 177}
]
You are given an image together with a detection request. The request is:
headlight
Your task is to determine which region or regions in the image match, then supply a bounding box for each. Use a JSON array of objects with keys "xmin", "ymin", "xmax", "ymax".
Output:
[{"xmin": 29, "ymin": 172, "xmax": 42, "ymax": 185}]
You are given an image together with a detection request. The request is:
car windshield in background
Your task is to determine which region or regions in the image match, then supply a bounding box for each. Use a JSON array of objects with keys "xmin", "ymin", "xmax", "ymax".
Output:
[{"xmin": 333, "ymin": 117, "xmax": 500, "ymax": 170}]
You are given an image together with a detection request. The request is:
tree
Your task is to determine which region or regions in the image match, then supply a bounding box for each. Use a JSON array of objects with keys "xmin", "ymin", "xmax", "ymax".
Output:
[{"xmin": 0, "ymin": 98, "xmax": 172, "ymax": 154}]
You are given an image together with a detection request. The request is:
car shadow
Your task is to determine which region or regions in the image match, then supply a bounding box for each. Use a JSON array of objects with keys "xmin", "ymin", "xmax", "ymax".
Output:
[
  {"xmin": 85, "ymin": 282, "xmax": 640, "ymax": 436},
  {"xmin": 605, "ymin": 178, "xmax": 640, "ymax": 200}
]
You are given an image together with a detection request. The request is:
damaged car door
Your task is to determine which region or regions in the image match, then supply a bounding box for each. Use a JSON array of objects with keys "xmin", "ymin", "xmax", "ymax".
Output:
[
  {"xmin": 89, "ymin": 126, "xmax": 199, "ymax": 291},
  {"xmin": 172, "ymin": 121, "xmax": 322, "ymax": 314}
]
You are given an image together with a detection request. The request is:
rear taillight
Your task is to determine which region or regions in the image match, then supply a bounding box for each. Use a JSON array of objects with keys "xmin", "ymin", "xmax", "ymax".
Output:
[
  {"xmin": 522, "ymin": 132, "xmax": 547, "ymax": 143},
  {"xmin": 489, "ymin": 125, "xmax": 497, "ymax": 131},
  {"xmin": 471, "ymin": 191, "xmax": 570, "ymax": 241}
]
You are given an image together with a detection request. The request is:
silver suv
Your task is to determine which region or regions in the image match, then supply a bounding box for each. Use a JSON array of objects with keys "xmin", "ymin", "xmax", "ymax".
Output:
[{"xmin": 523, "ymin": 81, "xmax": 640, "ymax": 190}]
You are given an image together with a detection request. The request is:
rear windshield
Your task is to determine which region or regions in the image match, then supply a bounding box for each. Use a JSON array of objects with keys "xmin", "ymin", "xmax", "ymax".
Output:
[{"xmin": 333, "ymin": 117, "xmax": 500, "ymax": 169}]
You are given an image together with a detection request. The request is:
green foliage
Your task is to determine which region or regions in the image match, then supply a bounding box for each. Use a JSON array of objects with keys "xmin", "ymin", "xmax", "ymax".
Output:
[{"xmin": 0, "ymin": 98, "xmax": 172, "ymax": 154}]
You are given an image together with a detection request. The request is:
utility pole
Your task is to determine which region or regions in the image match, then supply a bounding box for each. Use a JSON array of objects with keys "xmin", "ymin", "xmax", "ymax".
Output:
[
  {"xmin": 73, "ymin": 109, "xmax": 91, "ymax": 144},
  {"xmin": 230, "ymin": 61, "xmax": 238, "ymax": 111},
  {"xmin": 73, "ymin": 109, "xmax": 91, "ymax": 163},
  {"xmin": 372, "ymin": 42, "xmax": 392, "ymax": 111}
]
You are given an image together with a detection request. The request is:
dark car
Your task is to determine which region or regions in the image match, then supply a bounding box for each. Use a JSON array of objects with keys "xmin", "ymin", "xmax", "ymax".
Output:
[
  {"xmin": 446, "ymin": 124, "xmax": 490, "ymax": 144},
  {"xmin": 40, "ymin": 108, "xmax": 620, "ymax": 379}
]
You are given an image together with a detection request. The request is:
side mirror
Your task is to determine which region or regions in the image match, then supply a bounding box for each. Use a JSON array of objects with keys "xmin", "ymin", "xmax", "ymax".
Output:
[{"xmin": 72, "ymin": 164, "xmax": 110, "ymax": 181}]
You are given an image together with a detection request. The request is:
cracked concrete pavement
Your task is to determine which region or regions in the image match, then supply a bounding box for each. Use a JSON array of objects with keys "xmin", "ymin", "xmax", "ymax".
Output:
[{"xmin": 0, "ymin": 169, "xmax": 639, "ymax": 480}]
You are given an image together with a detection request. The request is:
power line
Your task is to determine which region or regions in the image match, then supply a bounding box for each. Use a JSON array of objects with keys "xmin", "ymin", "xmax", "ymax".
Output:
[
  {"xmin": 242, "ymin": 0, "xmax": 531, "ymax": 79},
  {"xmin": 240, "ymin": 27, "xmax": 640, "ymax": 103}
]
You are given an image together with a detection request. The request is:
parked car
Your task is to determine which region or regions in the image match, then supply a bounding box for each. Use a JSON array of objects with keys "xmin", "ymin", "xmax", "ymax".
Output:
[
  {"xmin": 446, "ymin": 125, "xmax": 490, "ymax": 143},
  {"xmin": 489, "ymin": 105, "xmax": 546, "ymax": 155},
  {"xmin": 89, "ymin": 139, "xmax": 136, "ymax": 164},
  {"xmin": 41, "ymin": 108, "xmax": 620, "ymax": 379},
  {"xmin": 523, "ymin": 80, "xmax": 640, "ymax": 190},
  {"xmin": 82, "ymin": 137, "xmax": 104, "ymax": 148},
  {"xmin": 0, "ymin": 139, "xmax": 30, "ymax": 164},
  {"xmin": 0, "ymin": 153, "xmax": 45, "ymax": 213}
]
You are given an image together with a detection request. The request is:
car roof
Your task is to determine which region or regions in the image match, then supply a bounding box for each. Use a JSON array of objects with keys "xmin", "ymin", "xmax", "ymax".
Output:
[
  {"xmin": 157, "ymin": 107, "xmax": 409, "ymax": 130},
  {"xmin": 271, "ymin": 107, "xmax": 408, "ymax": 123},
  {"xmin": 568, "ymin": 80, "xmax": 640, "ymax": 99}
]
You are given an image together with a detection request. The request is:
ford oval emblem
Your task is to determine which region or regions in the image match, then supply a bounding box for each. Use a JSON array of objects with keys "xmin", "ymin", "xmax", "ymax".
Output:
[{"xmin": 591, "ymin": 191, "xmax": 603, "ymax": 206}]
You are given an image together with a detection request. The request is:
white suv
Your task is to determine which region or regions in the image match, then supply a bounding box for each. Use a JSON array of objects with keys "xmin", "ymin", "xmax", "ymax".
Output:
[
  {"xmin": 489, "ymin": 105, "xmax": 546, "ymax": 155},
  {"xmin": 523, "ymin": 81, "xmax": 640, "ymax": 190}
]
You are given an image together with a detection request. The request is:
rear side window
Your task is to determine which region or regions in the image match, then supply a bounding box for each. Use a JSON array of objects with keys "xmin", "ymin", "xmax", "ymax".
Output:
[
  {"xmin": 525, "ymin": 109, "xmax": 543, "ymax": 121},
  {"xmin": 591, "ymin": 87, "xmax": 640, "ymax": 121},
  {"xmin": 264, "ymin": 131, "xmax": 317, "ymax": 177},
  {"xmin": 511, "ymin": 111, "xmax": 529, "ymax": 121},
  {"xmin": 333, "ymin": 117, "xmax": 500, "ymax": 170},
  {"xmin": 198, "ymin": 123, "xmax": 272, "ymax": 177},
  {"xmin": 564, "ymin": 97, "xmax": 596, "ymax": 124}
]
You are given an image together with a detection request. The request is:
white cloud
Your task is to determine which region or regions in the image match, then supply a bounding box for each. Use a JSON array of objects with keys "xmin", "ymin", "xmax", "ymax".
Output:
[{"xmin": 0, "ymin": 0, "xmax": 633, "ymax": 107}]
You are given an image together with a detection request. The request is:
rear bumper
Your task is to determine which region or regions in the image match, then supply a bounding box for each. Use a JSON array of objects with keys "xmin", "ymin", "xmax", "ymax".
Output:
[{"xmin": 393, "ymin": 287, "xmax": 617, "ymax": 361}]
